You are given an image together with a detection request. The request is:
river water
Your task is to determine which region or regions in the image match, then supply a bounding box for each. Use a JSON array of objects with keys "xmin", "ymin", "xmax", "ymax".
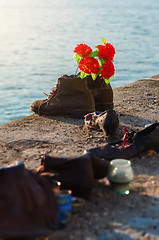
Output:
[{"xmin": 0, "ymin": 0, "xmax": 159, "ymax": 124}]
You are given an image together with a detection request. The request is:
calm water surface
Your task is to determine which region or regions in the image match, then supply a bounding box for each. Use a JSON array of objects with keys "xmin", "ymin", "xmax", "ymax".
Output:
[{"xmin": 0, "ymin": 0, "xmax": 159, "ymax": 124}]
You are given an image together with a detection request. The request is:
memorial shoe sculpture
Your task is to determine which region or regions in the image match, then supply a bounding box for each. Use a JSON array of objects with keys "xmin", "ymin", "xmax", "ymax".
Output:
[
  {"xmin": 84, "ymin": 109, "xmax": 119, "ymax": 137},
  {"xmin": 30, "ymin": 38, "xmax": 115, "ymax": 118},
  {"xmin": 73, "ymin": 38, "xmax": 115, "ymax": 112},
  {"xmin": 0, "ymin": 161, "xmax": 58, "ymax": 238},
  {"xmin": 30, "ymin": 74, "xmax": 95, "ymax": 118},
  {"xmin": 36, "ymin": 152, "xmax": 110, "ymax": 199},
  {"xmin": 88, "ymin": 122, "xmax": 159, "ymax": 160},
  {"xmin": 87, "ymin": 75, "xmax": 114, "ymax": 111}
]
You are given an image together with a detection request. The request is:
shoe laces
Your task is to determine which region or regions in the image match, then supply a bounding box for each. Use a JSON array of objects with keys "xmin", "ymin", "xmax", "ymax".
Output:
[
  {"xmin": 123, "ymin": 128, "xmax": 129, "ymax": 147},
  {"xmin": 43, "ymin": 87, "xmax": 56, "ymax": 98},
  {"xmin": 84, "ymin": 112, "xmax": 100, "ymax": 119},
  {"xmin": 123, "ymin": 128, "xmax": 136, "ymax": 148}
]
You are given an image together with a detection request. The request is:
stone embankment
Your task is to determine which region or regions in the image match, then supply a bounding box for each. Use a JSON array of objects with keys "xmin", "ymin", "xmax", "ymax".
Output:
[{"xmin": 0, "ymin": 75, "xmax": 159, "ymax": 240}]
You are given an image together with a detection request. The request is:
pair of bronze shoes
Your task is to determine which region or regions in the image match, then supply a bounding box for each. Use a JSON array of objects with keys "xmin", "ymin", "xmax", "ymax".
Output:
[{"xmin": 30, "ymin": 74, "xmax": 114, "ymax": 118}]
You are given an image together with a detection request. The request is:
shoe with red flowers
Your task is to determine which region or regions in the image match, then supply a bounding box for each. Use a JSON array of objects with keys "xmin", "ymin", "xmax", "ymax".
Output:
[{"xmin": 87, "ymin": 75, "xmax": 114, "ymax": 111}]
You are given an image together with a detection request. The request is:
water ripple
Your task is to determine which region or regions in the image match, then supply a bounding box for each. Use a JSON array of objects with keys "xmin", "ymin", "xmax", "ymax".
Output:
[{"xmin": 0, "ymin": 0, "xmax": 159, "ymax": 124}]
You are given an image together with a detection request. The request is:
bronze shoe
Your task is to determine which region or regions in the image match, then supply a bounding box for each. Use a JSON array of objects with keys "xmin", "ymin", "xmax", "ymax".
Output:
[
  {"xmin": 36, "ymin": 153, "xmax": 110, "ymax": 198},
  {"xmin": 0, "ymin": 161, "xmax": 58, "ymax": 238},
  {"xmin": 87, "ymin": 75, "xmax": 114, "ymax": 111},
  {"xmin": 84, "ymin": 110, "xmax": 119, "ymax": 137},
  {"xmin": 88, "ymin": 122, "xmax": 159, "ymax": 160},
  {"xmin": 30, "ymin": 74, "xmax": 95, "ymax": 118}
]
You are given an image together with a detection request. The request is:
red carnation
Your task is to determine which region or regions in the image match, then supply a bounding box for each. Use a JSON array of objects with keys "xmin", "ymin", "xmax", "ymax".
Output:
[
  {"xmin": 79, "ymin": 57, "xmax": 100, "ymax": 74},
  {"xmin": 74, "ymin": 44, "xmax": 92, "ymax": 58},
  {"xmin": 97, "ymin": 43, "xmax": 115, "ymax": 61},
  {"xmin": 100, "ymin": 61, "xmax": 115, "ymax": 79}
]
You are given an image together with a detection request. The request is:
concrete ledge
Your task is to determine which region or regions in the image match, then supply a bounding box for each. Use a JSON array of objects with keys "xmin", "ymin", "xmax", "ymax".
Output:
[{"xmin": 0, "ymin": 74, "xmax": 159, "ymax": 240}]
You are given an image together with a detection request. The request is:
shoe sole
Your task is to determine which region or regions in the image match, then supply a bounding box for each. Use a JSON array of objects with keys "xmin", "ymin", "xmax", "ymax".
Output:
[{"xmin": 34, "ymin": 109, "xmax": 95, "ymax": 119}]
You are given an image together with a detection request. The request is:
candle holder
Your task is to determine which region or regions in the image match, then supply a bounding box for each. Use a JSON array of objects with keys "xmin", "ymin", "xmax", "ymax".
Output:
[
  {"xmin": 54, "ymin": 189, "xmax": 72, "ymax": 226},
  {"xmin": 107, "ymin": 159, "xmax": 134, "ymax": 194}
]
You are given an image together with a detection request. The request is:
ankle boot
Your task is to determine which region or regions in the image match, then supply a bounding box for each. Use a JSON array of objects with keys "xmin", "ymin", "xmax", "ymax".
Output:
[
  {"xmin": 30, "ymin": 75, "xmax": 95, "ymax": 118},
  {"xmin": 87, "ymin": 75, "xmax": 114, "ymax": 111},
  {"xmin": 36, "ymin": 153, "xmax": 110, "ymax": 198},
  {"xmin": 0, "ymin": 161, "xmax": 58, "ymax": 238},
  {"xmin": 88, "ymin": 123, "xmax": 159, "ymax": 160},
  {"xmin": 37, "ymin": 154, "xmax": 95, "ymax": 199},
  {"xmin": 38, "ymin": 152, "xmax": 110, "ymax": 180}
]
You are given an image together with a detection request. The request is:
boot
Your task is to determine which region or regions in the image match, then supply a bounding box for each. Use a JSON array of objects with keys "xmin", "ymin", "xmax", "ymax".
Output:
[
  {"xmin": 36, "ymin": 153, "xmax": 110, "ymax": 198},
  {"xmin": 0, "ymin": 161, "xmax": 58, "ymax": 238},
  {"xmin": 87, "ymin": 123, "xmax": 159, "ymax": 160},
  {"xmin": 87, "ymin": 75, "xmax": 114, "ymax": 111},
  {"xmin": 37, "ymin": 154, "xmax": 95, "ymax": 199},
  {"xmin": 84, "ymin": 110, "xmax": 119, "ymax": 137},
  {"xmin": 30, "ymin": 75, "xmax": 95, "ymax": 118}
]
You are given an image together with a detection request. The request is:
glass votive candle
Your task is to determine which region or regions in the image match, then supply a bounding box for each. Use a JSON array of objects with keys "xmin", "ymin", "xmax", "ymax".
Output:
[{"xmin": 107, "ymin": 159, "xmax": 134, "ymax": 194}]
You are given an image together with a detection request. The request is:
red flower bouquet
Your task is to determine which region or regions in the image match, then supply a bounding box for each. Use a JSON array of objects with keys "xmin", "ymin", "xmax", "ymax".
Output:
[
  {"xmin": 79, "ymin": 57, "xmax": 100, "ymax": 75},
  {"xmin": 74, "ymin": 38, "xmax": 115, "ymax": 84}
]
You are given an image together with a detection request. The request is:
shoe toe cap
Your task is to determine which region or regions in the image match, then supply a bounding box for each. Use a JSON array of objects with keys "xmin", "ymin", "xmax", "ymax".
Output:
[{"xmin": 30, "ymin": 100, "xmax": 45, "ymax": 113}]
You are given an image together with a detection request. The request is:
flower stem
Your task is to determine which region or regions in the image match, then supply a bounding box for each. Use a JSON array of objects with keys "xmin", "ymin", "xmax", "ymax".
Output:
[{"xmin": 74, "ymin": 65, "xmax": 79, "ymax": 77}]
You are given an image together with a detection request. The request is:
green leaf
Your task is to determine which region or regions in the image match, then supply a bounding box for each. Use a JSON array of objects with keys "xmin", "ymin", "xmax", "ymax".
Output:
[
  {"xmin": 80, "ymin": 71, "xmax": 90, "ymax": 79},
  {"xmin": 91, "ymin": 73, "xmax": 98, "ymax": 80},
  {"xmin": 80, "ymin": 71, "xmax": 85, "ymax": 79},
  {"xmin": 99, "ymin": 58, "xmax": 106, "ymax": 66},
  {"xmin": 103, "ymin": 78, "xmax": 110, "ymax": 84},
  {"xmin": 102, "ymin": 38, "xmax": 107, "ymax": 45},
  {"xmin": 89, "ymin": 50, "xmax": 98, "ymax": 58},
  {"xmin": 75, "ymin": 54, "xmax": 82, "ymax": 64}
]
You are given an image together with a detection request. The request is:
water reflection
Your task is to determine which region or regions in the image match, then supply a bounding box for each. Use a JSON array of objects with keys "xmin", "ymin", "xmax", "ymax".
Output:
[{"xmin": 0, "ymin": 0, "xmax": 159, "ymax": 124}]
